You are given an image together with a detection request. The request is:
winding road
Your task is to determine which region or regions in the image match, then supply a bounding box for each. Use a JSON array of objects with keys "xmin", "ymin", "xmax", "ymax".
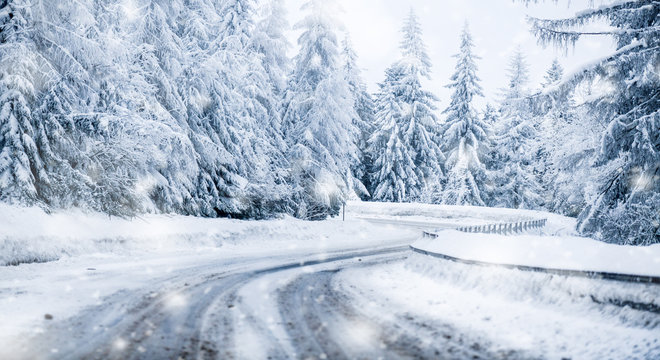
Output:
[
  {"xmin": 8, "ymin": 218, "xmax": 660, "ymax": 360},
  {"xmin": 12, "ymin": 239, "xmax": 536, "ymax": 360}
]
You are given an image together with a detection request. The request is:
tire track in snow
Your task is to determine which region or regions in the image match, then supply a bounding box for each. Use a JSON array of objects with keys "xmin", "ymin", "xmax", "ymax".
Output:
[
  {"xmin": 15, "ymin": 246, "xmax": 409, "ymax": 359},
  {"xmin": 276, "ymin": 258, "xmax": 527, "ymax": 360}
]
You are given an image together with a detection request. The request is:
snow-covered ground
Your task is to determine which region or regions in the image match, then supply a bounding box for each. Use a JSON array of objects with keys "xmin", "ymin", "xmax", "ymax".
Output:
[
  {"xmin": 350, "ymin": 200, "xmax": 660, "ymax": 277},
  {"xmin": 1, "ymin": 201, "xmax": 659, "ymax": 359},
  {"xmin": 0, "ymin": 203, "xmax": 418, "ymax": 357},
  {"xmin": 413, "ymin": 230, "xmax": 660, "ymax": 277},
  {"xmin": 338, "ymin": 253, "xmax": 660, "ymax": 359},
  {"xmin": 346, "ymin": 201, "xmax": 576, "ymax": 235},
  {"xmin": 0, "ymin": 203, "xmax": 415, "ymax": 266}
]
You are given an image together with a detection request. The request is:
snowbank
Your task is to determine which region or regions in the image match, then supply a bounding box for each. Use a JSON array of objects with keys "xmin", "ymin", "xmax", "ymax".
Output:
[
  {"xmin": 413, "ymin": 230, "xmax": 660, "ymax": 277},
  {"xmin": 338, "ymin": 253, "xmax": 660, "ymax": 359},
  {"xmin": 0, "ymin": 204, "xmax": 417, "ymax": 266}
]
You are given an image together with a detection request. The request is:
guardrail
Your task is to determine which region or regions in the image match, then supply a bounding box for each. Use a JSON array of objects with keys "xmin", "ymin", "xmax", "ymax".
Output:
[
  {"xmin": 409, "ymin": 245, "xmax": 660, "ymax": 285},
  {"xmin": 422, "ymin": 218, "xmax": 548, "ymax": 238},
  {"xmin": 416, "ymin": 219, "xmax": 660, "ymax": 285}
]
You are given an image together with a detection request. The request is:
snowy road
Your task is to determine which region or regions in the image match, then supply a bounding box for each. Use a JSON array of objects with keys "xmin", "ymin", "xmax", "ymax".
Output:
[
  {"xmin": 6, "ymin": 245, "xmax": 411, "ymax": 359},
  {"xmin": 6, "ymin": 245, "xmax": 528, "ymax": 360},
  {"xmin": 2, "ymin": 205, "xmax": 659, "ymax": 359},
  {"xmin": 9, "ymin": 241, "xmax": 660, "ymax": 360},
  {"xmin": 8, "ymin": 243, "xmax": 496, "ymax": 360}
]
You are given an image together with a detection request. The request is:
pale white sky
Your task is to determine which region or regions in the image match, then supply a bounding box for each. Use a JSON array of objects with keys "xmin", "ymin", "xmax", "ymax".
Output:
[{"xmin": 284, "ymin": 0, "xmax": 615, "ymax": 109}]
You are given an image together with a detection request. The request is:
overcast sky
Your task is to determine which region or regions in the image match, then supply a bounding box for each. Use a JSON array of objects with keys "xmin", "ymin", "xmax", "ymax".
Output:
[{"xmin": 283, "ymin": 0, "xmax": 615, "ymax": 109}]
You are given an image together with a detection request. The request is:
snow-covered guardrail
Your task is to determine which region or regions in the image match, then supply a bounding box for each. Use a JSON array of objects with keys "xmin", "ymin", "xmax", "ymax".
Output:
[
  {"xmin": 409, "ymin": 245, "xmax": 660, "ymax": 285},
  {"xmin": 422, "ymin": 218, "xmax": 547, "ymax": 239},
  {"xmin": 416, "ymin": 219, "xmax": 660, "ymax": 284}
]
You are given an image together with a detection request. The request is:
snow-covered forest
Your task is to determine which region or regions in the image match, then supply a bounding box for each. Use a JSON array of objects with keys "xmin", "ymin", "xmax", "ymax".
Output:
[{"xmin": 0, "ymin": 0, "xmax": 658, "ymax": 245}]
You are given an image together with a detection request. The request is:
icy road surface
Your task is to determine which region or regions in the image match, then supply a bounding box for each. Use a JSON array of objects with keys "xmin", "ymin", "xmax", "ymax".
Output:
[
  {"xmin": 5, "ymin": 241, "xmax": 659, "ymax": 360},
  {"xmin": 1, "ymin": 203, "xmax": 659, "ymax": 359}
]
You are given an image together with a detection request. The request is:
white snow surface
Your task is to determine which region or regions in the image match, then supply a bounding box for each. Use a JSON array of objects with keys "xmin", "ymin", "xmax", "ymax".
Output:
[
  {"xmin": 0, "ymin": 201, "xmax": 430, "ymax": 355},
  {"xmin": 0, "ymin": 203, "xmax": 413, "ymax": 266},
  {"xmin": 338, "ymin": 253, "xmax": 660, "ymax": 360},
  {"xmin": 349, "ymin": 201, "xmax": 660, "ymax": 277},
  {"xmin": 2, "ymin": 201, "xmax": 659, "ymax": 359},
  {"xmin": 347, "ymin": 200, "xmax": 576, "ymax": 235},
  {"xmin": 0, "ymin": 202, "xmax": 417, "ymax": 355},
  {"xmin": 413, "ymin": 230, "xmax": 660, "ymax": 277}
]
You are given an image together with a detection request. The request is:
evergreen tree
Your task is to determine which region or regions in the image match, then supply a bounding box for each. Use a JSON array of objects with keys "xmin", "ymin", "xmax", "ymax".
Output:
[
  {"xmin": 532, "ymin": 59, "xmax": 578, "ymax": 210},
  {"xmin": 504, "ymin": 47, "xmax": 530, "ymax": 101},
  {"xmin": 249, "ymin": 0, "xmax": 293, "ymax": 214},
  {"xmin": 253, "ymin": 0, "xmax": 290, "ymax": 98},
  {"xmin": 543, "ymin": 58, "xmax": 563, "ymax": 88},
  {"xmin": 341, "ymin": 36, "xmax": 373, "ymax": 198},
  {"xmin": 369, "ymin": 66, "xmax": 419, "ymax": 202},
  {"xmin": 545, "ymin": 104, "xmax": 599, "ymax": 217},
  {"xmin": 369, "ymin": 9, "xmax": 443, "ymax": 203},
  {"xmin": 491, "ymin": 48, "xmax": 543, "ymax": 209},
  {"xmin": 186, "ymin": 0, "xmax": 291, "ymax": 218},
  {"xmin": 0, "ymin": 45, "xmax": 39, "ymax": 203},
  {"xmin": 0, "ymin": 0, "xmax": 38, "ymax": 203},
  {"xmin": 399, "ymin": 9, "xmax": 432, "ymax": 78},
  {"xmin": 524, "ymin": 0, "xmax": 660, "ymax": 244},
  {"xmin": 479, "ymin": 104, "xmax": 499, "ymax": 206},
  {"xmin": 440, "ymin": 24, "xmax": 488, "ymax": 206},
  {"xmin": 481, "ymin": 104, "xmax": 499, "ymax": 128},
  {"xmin": 0, "ymin": 0, "xmax": 299, "ymax": 219},
  {"xmin": 283, "ymin": 0, "xmax": 360, "ymax": 219}
]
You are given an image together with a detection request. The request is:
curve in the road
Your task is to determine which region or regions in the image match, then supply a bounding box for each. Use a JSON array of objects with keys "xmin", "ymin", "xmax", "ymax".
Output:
[{"xmin": 17, "ymin": 246, "xmax": 410, "ymax": 360}]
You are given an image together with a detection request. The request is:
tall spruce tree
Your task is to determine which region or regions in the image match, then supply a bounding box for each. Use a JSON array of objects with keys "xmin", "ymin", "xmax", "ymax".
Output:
[
  {"xmin": 250, "ymin": 0, "xmax": 293, "ymax": 213},
  {"xmin": 440, "ymin": 23, "xmax": 488, "ymax": 206},
  {"xmin": 491, "ymin": 48, "xmax": 543, "ymax": 209},
  {"xmin": 341, "ymin": 36, "xmax": 373, "ymax": 198},
  {"xmin": 397, "ymin": 10, "xmax": 444, "ymax": 198},
  {"xmin": 543, "ymin": 58, "xmax": 564, "ymax": 88},
  {"xmin": 253, "ymin": 0, "xmax": 290, "ymax": 99},
  {"xmin": 0, "ymin": 0, "xmax": 39, "ymax": 203},
  {"xmin": 522, "ymin": 0, "xmax": 659, "ymax": 244},
  {"xmin": 369, "ymin": 66, "xmax": 419, "ymax": 202},
  {"xmin": 532, "ymin": 59, "xmax": 578, "ymax": 211},
  {"xmin": 368, "ymin": 9, "xmax": 443, "ymax": 202},
  {"xmin": 187, "ymin": 0, "xmax": 291, "ymax": 217},
  {"xmin": 283, "ymin": 0, "xmax": 360, "ymax": 219}
]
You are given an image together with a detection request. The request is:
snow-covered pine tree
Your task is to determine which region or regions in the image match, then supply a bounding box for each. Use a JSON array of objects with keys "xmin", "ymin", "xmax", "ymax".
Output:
[
  {"xmin": 341, "ymin": 35, "xmax": 373, "ymax": 199},
  {"xmin": 490, "ymin": 48, "xmax": 543, "ymax": 209},
  {"xmin": 283, "ymin": 0, "xmax": 361, "ymax": 219},
  {"xmin": 253, "ymin": 0, "xmax": 290, "ymax": 99},
  {"xmin": 504, "ymin": 48, "xmax": 530, "ymax": 102},
  {"xmin": 479, "ymin": 104, "xmax": 499, "ymax": 206},
  {"xmin": 368, "ymin": 66, "xmax": 420, "ymax": 202},
  {"xmin": 545, "ymin": 104, "xmax": 600, "ymax": 217},
  {"xmin": 0, "ymin": 0, "xmax": 40, "ymax": 203},
  {"xmin": 397, "ymin": 10, "xmax": 444, "ymax": 200},
  {"xmin": 123, "ymin": 2, "xmax": 202, "ymax": 215},
  {"xmin": 481, "ymin": 104, "xmax": 500, "ymax": 129},
  {"xmin": 369, "ymin": 9, "xmax": 443, "ymax": 203},
  {"xmin": 440, "ymin": 23, "xmax": 488, "ymax": 206},
  {"xmin": 522, "ymin": 0, "xmax": 659, "ymax": 244},
  {"xmin": 183, "ymin": 0, "xmax": 291, "ymax": 218},
  {"xmin": 249, "ymin": 0, "xmax": 294, "ymax": 215},
  {"xmin": 543, "ymin": 58, "xmax": 563, "ymax": 88},
  {"xmin": 531, "ymin": 59, "xmax": 580, "ymax": 212}
]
